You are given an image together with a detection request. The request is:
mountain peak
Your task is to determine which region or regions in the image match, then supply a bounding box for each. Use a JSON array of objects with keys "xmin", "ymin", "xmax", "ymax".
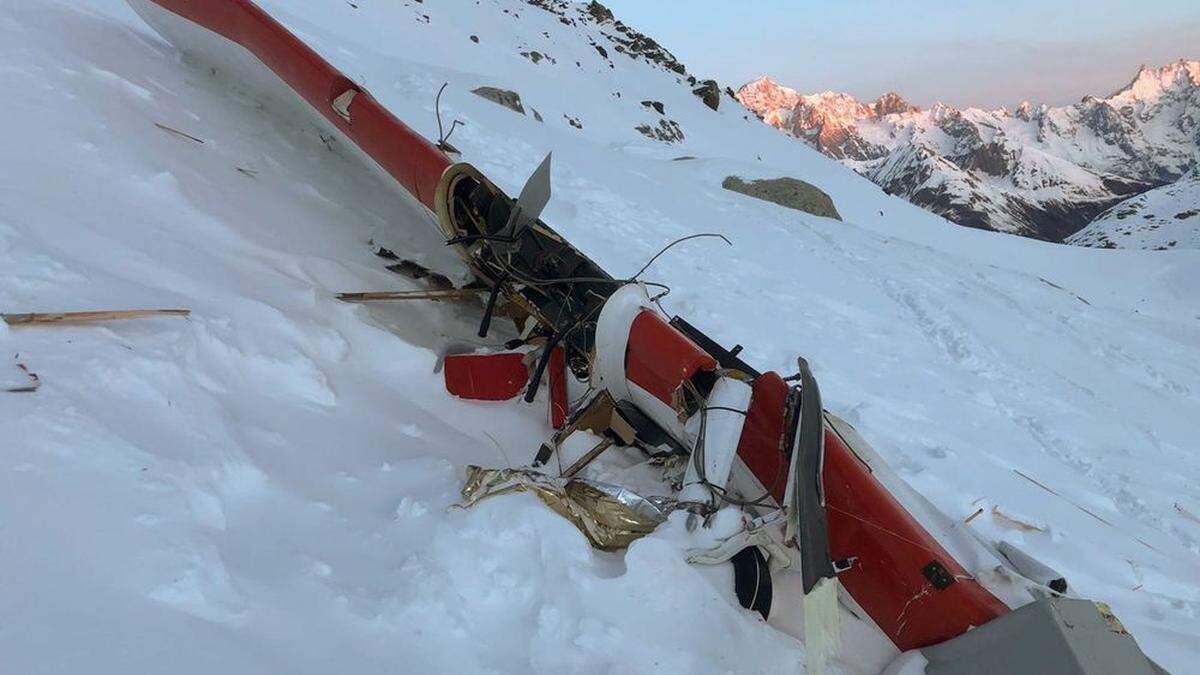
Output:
[
  {"xmin": 735, "ymin": 75, "xmax": 803, "ymax": 119},
  {"xmin": 873, "ymin": 91, "xmax": 917, "ymax": 116},
  {"xmin": 1110, "ymin": 59, "xmax": 1200, "ymax": 103}
]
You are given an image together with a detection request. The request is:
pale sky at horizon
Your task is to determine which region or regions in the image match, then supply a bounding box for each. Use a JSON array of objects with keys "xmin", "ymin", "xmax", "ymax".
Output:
[{"xmin": 600, "ymin": 0, "xmax": 1200, "ymax": 109}]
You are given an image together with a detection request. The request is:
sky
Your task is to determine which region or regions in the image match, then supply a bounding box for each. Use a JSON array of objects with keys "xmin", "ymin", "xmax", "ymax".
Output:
[{"xmin": 600, "ymin": 0, "xmax": 1200, "ymax": 109}]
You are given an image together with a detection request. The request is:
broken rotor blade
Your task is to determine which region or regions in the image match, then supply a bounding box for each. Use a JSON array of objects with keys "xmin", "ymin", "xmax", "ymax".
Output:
[{"xmin": 500, "ymin": 152, "xmax": 552, "ymax": 239}]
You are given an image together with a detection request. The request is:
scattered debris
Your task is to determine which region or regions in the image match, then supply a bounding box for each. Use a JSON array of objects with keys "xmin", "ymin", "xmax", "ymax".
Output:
[
  {"xmin": 562, "ymin": 437, "xmax": 615, "ymax": 478},
  {"xmin": 445, "ymin": 353, "xmax": 529, "ymax": 400},
  {"xmin": 2, "ymin": 309, "xmax": 191, "ymax": 326},
  {"xmin": 722, "ymin": 175, "xmax": 842, "ymax": 220},
  {"xmin": 963, "ymin": 507, "xmax": 984, "ymax": 524},
  {"xmin": 1176, "ymin": 502, "xmax": 1200, "ymax": 525},
  {"xmin": 153, "ymin": 121, "xmax": 205, "ymax": 144},
  {"xmin": 4, "ymin": 360, "xmax": 40, "ymax": 393},
  {"xmin": 335, "ymin": 289, "xmax": 480, "ymax": 302},
  {"xmin": 236, "ymin": 166, "xmax": 259, "ymax": 177},
  {"xmin": 385, "ymin": 259, "xmax": 455, "ymax": 290},
  {"xmin": 456, "ymin": 465, "xmax": 671, "ymax": 550},
  {"xmin": 1038, "ymin": 277, "xmax": 1092, "ymax": 305},
  {"xmin": 990, "ymin": 506, "xmax": 1048, "ymax": 532},
  {"xmin": 1012, "ymin": 469, "xmax": 1113, "ymax": 527},
  {"xmin": 997, "ymin": 541, "xmax": 1068, "ymax": 593}
]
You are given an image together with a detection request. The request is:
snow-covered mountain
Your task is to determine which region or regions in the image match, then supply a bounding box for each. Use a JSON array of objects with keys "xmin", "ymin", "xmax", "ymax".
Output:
[
  {"xmin": 3, "ymin": 1, "xmax": 1199, "ymax": 674},
  {"xmin": 1067, "ymin": 170, "xmax": 1200, "ymax": 249},
  {"xmin": 737, "ymin": 62, "xmax": 1200, "ymax": 243}
]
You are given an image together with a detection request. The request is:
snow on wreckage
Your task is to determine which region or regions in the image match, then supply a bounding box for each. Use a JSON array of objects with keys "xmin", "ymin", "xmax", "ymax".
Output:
[{"xmin": 124, "ymin": 0, "xmax": 1167, "ymax": 672}]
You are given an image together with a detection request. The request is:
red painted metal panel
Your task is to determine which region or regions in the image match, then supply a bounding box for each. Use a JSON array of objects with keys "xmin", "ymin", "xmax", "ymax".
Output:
[
  {"xmin": 139, "ymin": 0, "xmax": 450, "ymax": 210},
  {"xmin": 444, "ymin": 353, "xmax": 529, "ymax": 401},
  {"xmin": 824, "ymin": 428, "xmax": 1009, "ymax": 650},
  {"xmin": 625, "ymin": 311, "xmax": 717, "ymax": 406},
  {"xmin": 735, "ymin": 371, "xmax": 790, "ymax": 504},
  {"xmin": 733, "ymin": 372, "xmax": 1009, "ymax": 649}
]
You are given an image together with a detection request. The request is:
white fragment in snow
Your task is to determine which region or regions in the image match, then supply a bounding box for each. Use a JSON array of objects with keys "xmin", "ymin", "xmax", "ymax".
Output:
[{"xmin": 395, "ymin": 497, "xmax": 430, "ymax": 519}]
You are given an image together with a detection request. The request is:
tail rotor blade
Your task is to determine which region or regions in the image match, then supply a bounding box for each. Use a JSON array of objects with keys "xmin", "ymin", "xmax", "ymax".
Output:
[{"xmin": 503, "ymin": 152, "xmax": 552, "ymax": 238}]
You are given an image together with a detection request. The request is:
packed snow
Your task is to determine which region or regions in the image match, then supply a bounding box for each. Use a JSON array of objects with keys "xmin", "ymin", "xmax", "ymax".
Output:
[
  {"xmin": 3, "ymin": 1, "xmax": 1199, "ymax": 673},
  {"xmin": 1068, "ymin": 171, "xmax": 1200, "ymax": 250}
]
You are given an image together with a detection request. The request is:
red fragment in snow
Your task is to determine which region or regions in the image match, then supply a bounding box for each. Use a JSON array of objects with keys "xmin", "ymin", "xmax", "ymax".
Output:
[{"xmin": 444, "ymin": 353, "xmax": 529, "ymax": 401}]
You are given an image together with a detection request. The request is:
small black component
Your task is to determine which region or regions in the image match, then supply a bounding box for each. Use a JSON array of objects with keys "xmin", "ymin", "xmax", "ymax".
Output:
[
  {"xmin": 668, "ymin": 316, "xmax": 761, "ymax": 377},
  {"xmin": 1049, "ymin": 577, "xmax": 1068, "ymax": 594},
  {"xmin": 477, "ymin": 272, "xmax": 507, "ymax": 338},
  {"xmin": 731, "ymin": 546, "xmax": 773, "ymax": 620},
  {"xmin": 922, "ymin": 559, "xmax": 957, "ymax": 590},
  {"xmin": 612, "ymin": 401, "xmax": 689, "ymax": 456},
  {"xmin": 532, "ymin": 443, "xmax": 554, "ymax": 467}
]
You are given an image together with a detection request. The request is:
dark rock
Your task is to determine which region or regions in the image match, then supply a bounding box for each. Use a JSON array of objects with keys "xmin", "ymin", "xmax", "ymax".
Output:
[
  {"xmin": 470, "ymin": 35, "xmax": 479, "ymax": 43},
  {"xmin": 587, "ymin": 1, "xmax": 614, "ymax": 22},
  {"xmin": 471, "ymin": 86, "xmax": 525, "ymax": 115},
  {"xmin": 640, "ymin": 100, "xmax": 665, "ymax": 115},
  {"xmin": 635, "ymin": 119, "xmax": 684, "ymax": 143},
  {"xmin": 693, "ymin": 80, "xmax": 720, "ymax": 111}
]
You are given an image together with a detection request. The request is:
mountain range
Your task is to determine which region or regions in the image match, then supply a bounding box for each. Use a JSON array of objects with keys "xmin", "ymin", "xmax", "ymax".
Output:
[{"xmin": 737, "ymin": 61, "xmax": 1200, "ymax": 245}]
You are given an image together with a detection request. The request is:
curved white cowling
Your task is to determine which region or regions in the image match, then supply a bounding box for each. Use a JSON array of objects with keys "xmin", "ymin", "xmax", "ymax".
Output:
[{"xmin": 591, "ymin": 282, "xmax": 654, "ymax": 403}]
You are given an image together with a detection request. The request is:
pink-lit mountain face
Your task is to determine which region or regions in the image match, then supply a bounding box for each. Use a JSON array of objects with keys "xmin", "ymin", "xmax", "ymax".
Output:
[{"xmin": 737, "ymin": 62, "xmax": 1200, "ymax": 244}]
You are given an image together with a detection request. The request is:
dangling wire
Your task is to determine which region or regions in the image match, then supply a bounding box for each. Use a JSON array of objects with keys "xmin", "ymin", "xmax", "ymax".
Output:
[
  {"xmin": 435, "ymin": 83, "xmax": 464, "ymax": 147},
  {"xmin": 632, "ymin": 232, "xmax": 732, "ymax": 281}
]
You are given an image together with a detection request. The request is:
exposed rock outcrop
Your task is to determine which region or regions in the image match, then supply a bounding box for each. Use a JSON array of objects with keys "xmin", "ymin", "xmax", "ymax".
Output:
[
  {"xmin": 471, "ymin": 86, "xmax": 525, "ymax": 114},
  {"xmin": 722, "ymin": 175, "xmax": 842, "ymax": 221}
]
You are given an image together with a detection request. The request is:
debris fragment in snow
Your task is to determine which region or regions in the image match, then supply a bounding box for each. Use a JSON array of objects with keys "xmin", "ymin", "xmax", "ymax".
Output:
[{"xmin": 2, "ymin": 309, "xmax": 191, "ymax": 326}]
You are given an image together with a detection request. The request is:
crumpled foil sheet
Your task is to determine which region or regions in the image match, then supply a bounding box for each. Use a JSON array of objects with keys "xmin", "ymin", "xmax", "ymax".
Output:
[{"xmin": 457, "ymin": 465, "xmax": 674, "ymax": 550}]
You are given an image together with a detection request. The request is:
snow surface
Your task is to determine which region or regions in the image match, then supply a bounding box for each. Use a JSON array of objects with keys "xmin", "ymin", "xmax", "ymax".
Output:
[
  {"xmin": 1068, "ymin": 171, "xmax": 1200, "ymax": 250},
  {"xmin": 3, "ymin": 1, "xmax": 1200, "ymax": 673}
]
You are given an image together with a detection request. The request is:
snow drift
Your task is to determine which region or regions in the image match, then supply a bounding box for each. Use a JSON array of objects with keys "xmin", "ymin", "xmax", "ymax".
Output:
[{"xmin": 2, "ymin": 1, "xmax": 1199, "ymax": 673}]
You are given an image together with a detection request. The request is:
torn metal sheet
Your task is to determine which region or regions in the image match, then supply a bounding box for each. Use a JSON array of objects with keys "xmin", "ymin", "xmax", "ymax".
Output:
[{"xmin": 458, "ymin": 465, "xmax": 673, "ymax": 550}]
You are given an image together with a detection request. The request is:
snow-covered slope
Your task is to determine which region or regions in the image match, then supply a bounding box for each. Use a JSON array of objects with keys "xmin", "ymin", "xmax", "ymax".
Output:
[
  {"xmin": 1067, "ymin": 171, "xmax": 1200, "ymax": 250},
  {"xmin": 738, "ymin": 62, "xmax": 1200, "ymax": 243},
  {"xmin": 3, "ymin": 1, "xmax": 1200, "ymax": 673}
]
